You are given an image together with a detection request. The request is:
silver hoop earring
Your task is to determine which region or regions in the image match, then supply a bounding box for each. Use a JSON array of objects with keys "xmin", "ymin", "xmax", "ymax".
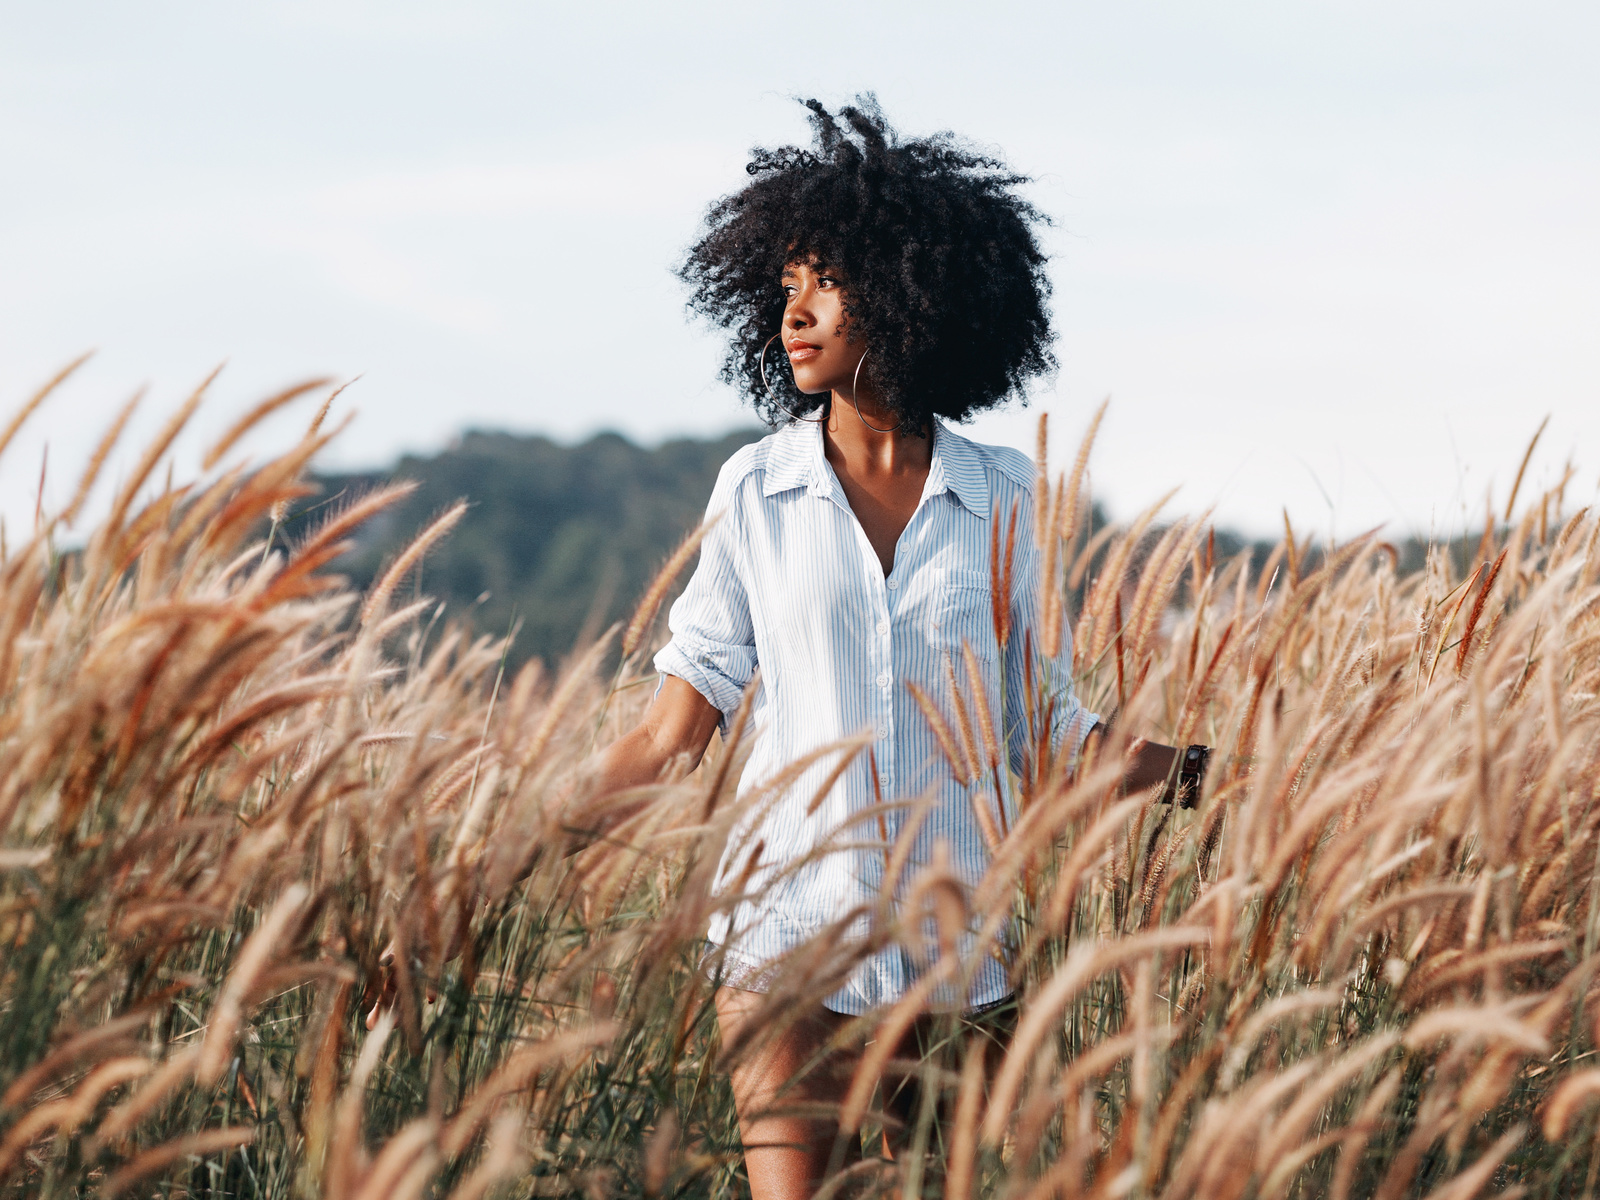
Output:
[
  {"xmin": 759, "ymin": 334, "xmax": 826, "ymax": 424},
  {"xmin": 850, "ymin": 350, "xmax": 896, "ymax": 433}
]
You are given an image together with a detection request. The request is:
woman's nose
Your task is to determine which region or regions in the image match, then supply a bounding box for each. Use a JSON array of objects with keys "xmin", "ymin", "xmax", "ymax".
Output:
[{"xmin": 785, "ymin": 286, "xmax": 813, "ymax": 328}]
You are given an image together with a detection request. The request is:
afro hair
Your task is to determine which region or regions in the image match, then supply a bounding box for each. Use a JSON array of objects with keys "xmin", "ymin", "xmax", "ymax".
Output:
[{"xmin": 678, "ymin": 96, "xmax": 1055, "ymax": 432}]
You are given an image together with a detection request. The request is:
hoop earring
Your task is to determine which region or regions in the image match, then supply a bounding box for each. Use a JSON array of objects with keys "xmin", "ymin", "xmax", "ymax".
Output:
[
  {"xmin": 850, "ymin": 350, "xmax": 896, "ymax": 433},
  {"xmin": 759, "ymin": 334, "xmax": 826, "ymax": 424}
]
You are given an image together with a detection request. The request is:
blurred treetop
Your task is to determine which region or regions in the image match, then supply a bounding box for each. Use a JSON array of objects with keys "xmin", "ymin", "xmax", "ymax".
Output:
[{"xmin": 307, "ymin": 427, "xmax": 764, "ymax": 668}]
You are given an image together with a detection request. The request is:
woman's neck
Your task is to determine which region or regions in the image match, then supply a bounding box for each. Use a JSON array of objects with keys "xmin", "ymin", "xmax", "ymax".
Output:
[
  {"xmin": 820, "ymin": 394, "xmax": 933, "ymax": 577},
  {"xmin": 820, "ymin": 392, "xmax": 932, "ymax": 478}
]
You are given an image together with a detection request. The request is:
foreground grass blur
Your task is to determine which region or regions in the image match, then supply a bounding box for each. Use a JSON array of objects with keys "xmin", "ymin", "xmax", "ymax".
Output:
[{"xmin": 2, "ymin": 366, "xmax": 1599, "ymax": 1198}]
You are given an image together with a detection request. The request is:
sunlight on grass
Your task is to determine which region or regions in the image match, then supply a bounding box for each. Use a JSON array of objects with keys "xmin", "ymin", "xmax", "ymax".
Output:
[{"xmin": 2, "ymin": 367, "xmax": 1599, "ymax": 1197}]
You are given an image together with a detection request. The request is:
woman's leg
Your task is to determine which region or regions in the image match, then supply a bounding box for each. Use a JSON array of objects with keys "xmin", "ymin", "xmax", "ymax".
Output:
[
  {"xmin": 714, "ymin": 986, "xmax": 862, "ymax": 1200},
  {"xmin": 878, "ymin": 997, "xmax": 1019, "ymax": 1162}
]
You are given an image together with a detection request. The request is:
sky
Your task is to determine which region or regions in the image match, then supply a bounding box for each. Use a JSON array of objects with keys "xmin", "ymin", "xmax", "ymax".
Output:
[{"xmin": 2, "ymin": 1, "xmax": 1597, "ymax": 541}]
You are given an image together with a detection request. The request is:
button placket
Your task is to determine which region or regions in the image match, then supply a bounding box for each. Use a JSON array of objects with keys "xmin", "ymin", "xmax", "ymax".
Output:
[{"xmin": 876, "ymin": 570, "xmax": 896, "ymax": 804}]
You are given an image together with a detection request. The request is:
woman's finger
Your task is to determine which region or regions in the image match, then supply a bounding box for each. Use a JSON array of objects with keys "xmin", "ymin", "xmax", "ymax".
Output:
[
  {"xmin": 365, "ymin": 968, "xmax": 396, "ymax": 1030},
  {"xmin": 365, "ymin": 939, "xmax": 399, "ymax": 1030}
]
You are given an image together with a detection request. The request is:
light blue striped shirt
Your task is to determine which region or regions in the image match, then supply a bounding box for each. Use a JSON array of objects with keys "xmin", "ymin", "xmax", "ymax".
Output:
[{"xmin": 655, "ymin": 417, "xmax": 1097, "ymax": 1014}]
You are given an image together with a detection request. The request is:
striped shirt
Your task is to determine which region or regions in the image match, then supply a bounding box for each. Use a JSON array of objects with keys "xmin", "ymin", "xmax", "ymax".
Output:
[{"xmin": 655, "ymin": 416, "xmax": 1097, "ymax": 1014}]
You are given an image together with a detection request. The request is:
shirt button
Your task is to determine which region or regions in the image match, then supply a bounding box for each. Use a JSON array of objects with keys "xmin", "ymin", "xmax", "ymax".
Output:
[
  {"xmin": 876, "ymin": 619, "xmax": 889, "ymax": 635},
  {"xmin": 886, "ymin": 578, "xmax": 899, "ymax": 590},
  {"xmin": 877, "ymin": 727, "xmax": 888, "ymax": 740},
  {"xmin": 876, "ymin": 673, "xmax": 890, "ymax": 688},
  {"xmin": 879, "ymin": 771, "xmax": 890, "ymax": 781}
]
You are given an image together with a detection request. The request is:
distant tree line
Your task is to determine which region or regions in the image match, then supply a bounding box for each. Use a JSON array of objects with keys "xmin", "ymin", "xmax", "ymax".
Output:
[
  {"xmin": 304, "ymin": 429, "xmax": 763, "ymax": 668},
  {"xmin": 297, "ymin": 428, "xmax": 1461, "ymax": 671}
]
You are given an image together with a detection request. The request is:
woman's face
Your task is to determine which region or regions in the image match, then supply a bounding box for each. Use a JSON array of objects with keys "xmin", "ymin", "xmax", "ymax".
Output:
[{"xmin": 780, "ymin": 259, "xmax": 866, "ymax": 396}]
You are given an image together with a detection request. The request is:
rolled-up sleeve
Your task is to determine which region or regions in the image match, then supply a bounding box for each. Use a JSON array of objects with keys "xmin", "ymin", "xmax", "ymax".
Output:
[
  {"xmin": 1005, "ymin": 536, "xmax": 1098, "ymax": 775},
  {"xmin": 654, "ymin": 462, "xmax": 757, "ymax": 728}
]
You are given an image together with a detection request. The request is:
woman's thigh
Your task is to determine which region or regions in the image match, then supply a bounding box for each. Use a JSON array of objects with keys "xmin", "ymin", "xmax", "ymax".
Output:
[
  {"xmin": 878, "ymin": 996, "xmax": 1019, "ymax": 1156},
  {"xmin": 713, "ymin": 988, "xmax": 1019, "ymax": 1193},
  {"xmin": 714, "ymin": 986, "xmax": 862, "ymax": 1199}
]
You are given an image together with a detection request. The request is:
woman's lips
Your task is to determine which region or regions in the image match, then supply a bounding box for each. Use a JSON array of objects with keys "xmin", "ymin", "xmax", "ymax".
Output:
[{"xmin": 786, "ymin": 342, "xmax": 822, "ymax": 362}]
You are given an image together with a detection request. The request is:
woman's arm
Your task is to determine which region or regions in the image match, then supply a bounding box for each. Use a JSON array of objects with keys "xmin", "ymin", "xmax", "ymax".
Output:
[
  {"xmin": 1083, "ymin": 724, "xmax": 1196, "ymax": 803},
  {"xmin": 575, "ymin": 675, "xmax": 725, "ymax": 837},
  {"xmin": 1117, "ymin": 735, "xmax": 1180, "ymax": 794},
  {"xmin": 367, "ymin": 676, "xmax": 723, "ymax": 1028},
  {"xmin": 1004, "ymin": 532, "xmax": 1186, "ymax": 800}
]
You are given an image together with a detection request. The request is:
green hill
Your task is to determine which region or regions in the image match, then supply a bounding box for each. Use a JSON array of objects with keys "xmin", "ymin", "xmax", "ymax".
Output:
[{"xmin": 307, "ymin": 428, "xmax": 765, "ymax": 667}]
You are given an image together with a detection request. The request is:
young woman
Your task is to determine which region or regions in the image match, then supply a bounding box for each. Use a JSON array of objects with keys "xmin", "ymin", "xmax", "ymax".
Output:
[{"xmin": 588, "ymin": 99, "xmax": 1186, "ymax": 1198}]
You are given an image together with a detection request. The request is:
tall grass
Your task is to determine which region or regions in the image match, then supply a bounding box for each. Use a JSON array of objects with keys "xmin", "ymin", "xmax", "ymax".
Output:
[{"xmin": 2, "ymin": 368, "xmax": 1599, "ymax": 1198}]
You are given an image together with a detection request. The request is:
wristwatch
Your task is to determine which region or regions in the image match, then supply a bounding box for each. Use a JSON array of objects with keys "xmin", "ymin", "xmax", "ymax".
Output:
[{"xmin": 1169, "ymin": 744, "xmax": 1211, "ymax": 809}]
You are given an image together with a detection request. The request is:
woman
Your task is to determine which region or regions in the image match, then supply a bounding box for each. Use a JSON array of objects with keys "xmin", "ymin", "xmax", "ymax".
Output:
[{"xmin": 589, "ymin": 99, "xmax": 1187, "ymax": 1197}]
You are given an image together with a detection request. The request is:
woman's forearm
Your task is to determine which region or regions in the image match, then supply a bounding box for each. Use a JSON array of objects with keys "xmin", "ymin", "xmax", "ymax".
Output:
[
  {"xmin": 581, "ymin": 723, "xmax": 697, "ymax": 824},
  {"xmin": 1124, "ymin": 739, "xmax": 1180, "ymax": 795},
  {"xmin": 567, "ymin": 675, "xmax": 724, "ymax": 842},
  {"xmin": 364, "ymin": 702, "xmax": 713, "ymax": 1027},
  {"xmin": 1085, "ymin": 723, "xmax": 1182, "ymax": 799}
]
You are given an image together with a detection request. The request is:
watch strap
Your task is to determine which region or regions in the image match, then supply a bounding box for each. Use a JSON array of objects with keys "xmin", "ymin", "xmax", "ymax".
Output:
[{"xmin": 1174, "ymin": 743, "xmax": 1211, "ymax": 809}]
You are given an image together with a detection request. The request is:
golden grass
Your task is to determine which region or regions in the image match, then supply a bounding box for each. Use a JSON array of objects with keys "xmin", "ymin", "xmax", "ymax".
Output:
[{"xmin": 2, "ymin": 367, "xmax": 1599, "ymax": 1198}]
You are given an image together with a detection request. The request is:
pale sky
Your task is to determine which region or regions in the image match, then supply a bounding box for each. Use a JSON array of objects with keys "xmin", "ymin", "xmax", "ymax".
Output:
[{"xmin": 2, "ymin": 1, "xmax": 1597, "ymax": 540}]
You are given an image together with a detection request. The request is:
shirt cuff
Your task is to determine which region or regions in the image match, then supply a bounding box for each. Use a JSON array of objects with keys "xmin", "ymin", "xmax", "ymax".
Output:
[
  {"xmin": 1055, "ymin": 704, "xmax": 1101, "ymax": 760},
  {"xmin": 653, "ymin": 639, "xmax": 753, "ymax": 729}
]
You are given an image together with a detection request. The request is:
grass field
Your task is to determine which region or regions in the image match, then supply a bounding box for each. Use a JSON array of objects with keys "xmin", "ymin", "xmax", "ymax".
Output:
[{"xmin": 2, "ymin": 366, "xmax": 1599, "ymax": 1198}]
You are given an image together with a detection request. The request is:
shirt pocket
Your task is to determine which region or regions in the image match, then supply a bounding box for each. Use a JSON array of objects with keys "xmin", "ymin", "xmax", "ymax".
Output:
[{"xmin": 931, "ymin": 568, "xmax": 1001, "ymax": 662}]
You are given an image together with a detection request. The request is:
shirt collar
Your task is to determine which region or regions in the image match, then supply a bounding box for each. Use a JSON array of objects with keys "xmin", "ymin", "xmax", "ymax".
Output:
[
  {"xmin": 760, "ymin": 418, "xmax": 821, "ymax": 497},
  {"xmin": 924, "ymin": 421, "xmax": 991, "ymax": 519},
  {"xmin": 760, "ymin": 416, "xmax": 991, "ymax": 519}
]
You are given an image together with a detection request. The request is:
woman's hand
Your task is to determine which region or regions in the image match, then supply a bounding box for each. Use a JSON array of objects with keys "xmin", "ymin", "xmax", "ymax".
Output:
[
  {"xmin": 364, "ymin": 911, "xmax": 472, "ymax": 1030},
  {"xmin": 574, "ymin": 676, "xmax": 724, "ymax": 840},
  {"xmin": 364, "ymin": 676, "xmax": 723, "ymax": 1030},
  {"xmin": 366, "ymin": 941, "xmax": 399, "ymax": 1030}
]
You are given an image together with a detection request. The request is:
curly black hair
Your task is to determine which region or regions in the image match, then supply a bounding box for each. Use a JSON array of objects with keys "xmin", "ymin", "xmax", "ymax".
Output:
[{"xmin": 678, "ymin": 96, "xmax": 1056, "ymax": 432}]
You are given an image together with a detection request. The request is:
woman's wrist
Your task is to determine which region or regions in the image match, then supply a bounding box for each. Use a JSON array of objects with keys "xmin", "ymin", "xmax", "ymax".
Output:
[{"xmin": 1162, "ymin": 744, "xmax": 1211, "ymax": 808}]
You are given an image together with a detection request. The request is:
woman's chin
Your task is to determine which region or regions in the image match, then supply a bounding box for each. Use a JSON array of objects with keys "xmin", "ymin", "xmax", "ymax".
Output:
[{"xmin": 788, "ymin": 373, "xmax": 836, "ymax": 398}]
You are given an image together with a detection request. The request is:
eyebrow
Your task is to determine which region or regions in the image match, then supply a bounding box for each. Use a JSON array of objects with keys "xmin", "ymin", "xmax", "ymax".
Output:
[{"xmin": 779, "ymin": 263, "xmax": 834, "ymax": 280}]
